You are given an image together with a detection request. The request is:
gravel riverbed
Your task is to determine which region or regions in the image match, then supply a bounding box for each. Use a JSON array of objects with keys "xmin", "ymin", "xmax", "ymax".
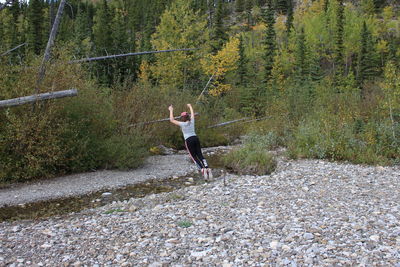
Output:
[{"xmin": 1, "ymin": 153, "xmax": 399, "ymax": 266}]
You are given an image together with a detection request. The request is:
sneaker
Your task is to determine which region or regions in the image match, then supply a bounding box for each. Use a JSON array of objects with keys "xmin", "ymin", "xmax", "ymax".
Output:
[
  {"xmin": 207, "ymin": 168, "xmax": 213, "ymax": 179},
  {"xmin": 201, "ymin": 168, "xmax": 208, "ymax": 180}
]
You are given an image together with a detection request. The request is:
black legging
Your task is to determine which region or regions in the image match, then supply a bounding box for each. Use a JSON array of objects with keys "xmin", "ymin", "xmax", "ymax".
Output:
[{"xmin": 185, "ymin": 136, "xmax": 208, "ymax": 169}]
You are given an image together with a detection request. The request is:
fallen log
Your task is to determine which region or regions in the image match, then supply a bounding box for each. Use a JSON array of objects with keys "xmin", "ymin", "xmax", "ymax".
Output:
[
  {"xmin": 0, "ymin": 43, "xmax": 26, "ymax": 57},
  {"xmin": 36, "ymin": 0, "xmax": 67, "ymax": 94},
  {"xmin": 128, "ymin": 113, "xmax": 199, "ymax": 127},
  {"xmin": 208, "ymin": 116, "xmax": 269, "ymax": 128},
  {"xmin": 68, "ymin": 48, "xmax": 197, "ymax": 64},
  {"xmin": 0, "ymin": 89, "xmax": 78, "ymax": 108},
  {"xmin": 208, "ymin": 118, "xmax": 250, "ymax": 128}
]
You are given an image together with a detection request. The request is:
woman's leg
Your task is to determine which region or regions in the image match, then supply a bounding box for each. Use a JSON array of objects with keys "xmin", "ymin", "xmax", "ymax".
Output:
[
  {"xmin": 185, "ymin": 136, "xmax": 205, "ymax": 169},
  {"xmin": 192, "ymin": 136, "xmax": 208, "ymax": 168}
]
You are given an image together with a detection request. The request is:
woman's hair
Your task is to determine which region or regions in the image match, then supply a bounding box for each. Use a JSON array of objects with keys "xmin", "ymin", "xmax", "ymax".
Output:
[
  {"xmin": 180, "ymin": 112, "xmax": 190, "ymax": 122},
  {"xmin": 181, "ymin": 114, "xmax": 190, "ymax": 122}
]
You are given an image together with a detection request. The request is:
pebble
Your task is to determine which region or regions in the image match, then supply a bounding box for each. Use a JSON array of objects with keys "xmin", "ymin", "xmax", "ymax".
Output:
[{"xmin": 1, "ymin": 155, "xmax": 399, "ymax": 266}]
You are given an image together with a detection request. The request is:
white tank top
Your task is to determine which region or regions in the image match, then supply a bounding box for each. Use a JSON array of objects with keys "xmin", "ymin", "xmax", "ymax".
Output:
[{"xmin": 179, "ymin": 119, "xmax": 196, "ymax": 140}]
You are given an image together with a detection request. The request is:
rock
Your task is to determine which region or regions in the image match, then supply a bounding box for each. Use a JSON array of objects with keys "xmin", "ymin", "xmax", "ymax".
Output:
[
  {"xmin": 270, "ymin": 240, "xmax": 279, "ymax": 250},
  {"xmin": 303, "ymin": 233, "xmax": 314, "ymax": 240},
  {"xmin": 369, "ymin": 235, "xmax": 380, "ymax": 242},
  {"xmin": 102, "ymin": 192, "xmax": 112, "ymax": 197}
]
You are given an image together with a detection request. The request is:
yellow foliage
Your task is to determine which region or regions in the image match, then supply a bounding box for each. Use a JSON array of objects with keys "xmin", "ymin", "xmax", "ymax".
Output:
[
  {"xmin": 376, "ymin": 39, "xmax": 388, "ymax": 54},
  {"xmin": 201, "ymin": 37, "xmax": 240, "ymax": 96},
  {"xmin": 209, "ymin": 82, "xmax": 232, "ymax": 96},
  {"xmin": 252, "ymin": 23, "xmax": 266, "ymax": 32},
  {"xmin": 138, "ymin": 60, "xmax": 151, "ymax": 85}
]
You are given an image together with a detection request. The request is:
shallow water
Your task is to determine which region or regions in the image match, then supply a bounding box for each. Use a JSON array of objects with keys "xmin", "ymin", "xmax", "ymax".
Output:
[{"xmin": 0, "ymin": 153, "xmax": 225, "ymax": 222}]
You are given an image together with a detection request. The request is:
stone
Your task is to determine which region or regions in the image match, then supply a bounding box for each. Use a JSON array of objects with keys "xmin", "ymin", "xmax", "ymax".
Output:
[
  {"xmin": 303, "ymin": 233, "xmax": 314, "ymax": 240},
  {"xmin": 270, "ymin": 241, "xmax": 279, "ymax": 250},
  {"xmin": 369, "ymin": 235, "xmax": 380, "ymax": 242}
]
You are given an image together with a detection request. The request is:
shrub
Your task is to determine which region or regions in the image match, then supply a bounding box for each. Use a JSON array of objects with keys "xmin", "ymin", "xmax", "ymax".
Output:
[
  {"xmin": 222, "ymin": 144, "xmax": 277, "ymax": 175},
  {"xmin": 288, "ymin": 116, "xmax": 399, "ymax": 165}
]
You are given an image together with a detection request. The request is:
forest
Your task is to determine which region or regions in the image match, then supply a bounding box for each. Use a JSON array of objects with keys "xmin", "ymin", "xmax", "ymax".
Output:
[{"xmin": 0, "ymin": 0, "xmax": 399, "ymax": 182}]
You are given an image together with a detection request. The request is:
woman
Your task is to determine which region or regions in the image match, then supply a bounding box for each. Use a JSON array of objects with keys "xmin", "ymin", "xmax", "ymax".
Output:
[{"xmin": 168, "ymin": 104, "xmax": 212, "ymax": 180}]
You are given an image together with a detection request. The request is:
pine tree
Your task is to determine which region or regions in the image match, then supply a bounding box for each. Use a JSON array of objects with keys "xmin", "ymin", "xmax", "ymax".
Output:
[
  {"xmin": 73, "ymin": 2, "xmax": 93, "ymax": 56},
  {"xmin": 323, "ymin": 0, "xmax": 329, "ymax": 13},
  {"xmin": 274, "ymin": 0, "xmax": 288, "ymax": 14},
  {"xmin": 245, "ymin": 0, "xmax": 253, "ymax": 29},
  {"xmin": 262, "ymin": 0, "xmax": 276, "ymax": 84},
  {"xmin": 294, "ymin": 27, "xmax": 308, "ymax": 82},
  {"xmin": 92, "ymin": 0, "xmax": 114, "ymax": 84},
  {"xmin": 285, "ymin": 0, "xmax": 293, "ymax": 34},
  {"xmin": 237, "ymin": 34, "xmax": 248, "ymax": 84},
  {"xmin": 93, "ymin": 0, "xmax": 113, "ymax": 54},
  {"xmin": 27, "ymin": 0, "xmax": 44, "ymax": 55},
  {"xmin": 210, "ymin": 0, "xmax": 228, "ymax": 53},
  {"xmin": 334, "ymin": 0, "xmax": 344, "ymax": 77},
  {"xmin": 256, "ymin": 0, "xmax": 267, "ymax": 7},
  {"xmin": 236, "ymin": 0, "xmax": 245, "ymax": 13},
  {"xmin": 357, "ymin": 21, "xmax": 379, "ymax": 94},
  {"xmin": 9, "ymin": 0, "xmax": 20, "ymax": 48}
]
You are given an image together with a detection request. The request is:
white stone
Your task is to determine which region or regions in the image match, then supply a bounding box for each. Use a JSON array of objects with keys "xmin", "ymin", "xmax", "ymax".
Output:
[
  {"xmin": 370, "ymin": 235, "xmax": 380, "ymax": 242},
  {"xmin": 270, "ymin": 240, "xmax": 279, "ymax": 250}
]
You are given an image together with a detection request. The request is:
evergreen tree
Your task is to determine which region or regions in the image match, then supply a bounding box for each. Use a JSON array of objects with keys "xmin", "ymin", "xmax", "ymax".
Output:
[
  {"xmin": 323, "ymin": 0, "xmax": 329, "ymax": 13},
  {"xmin": 245, "ymin": 0, "xmax": 253, "ymax": 29},
  {"xmin": 236, "ymin": 0, "xmax": 245, "ymax": 13},
  {"xmin": 27, "ymin": 0, "xmax": 44, "ymax": 55},
  {"xmin": 93, "ymin": 0, "xmax": 113, "ymax": 54},
  {"xmin": 274, "ymin": 0, "xmax": 287, "ymax": 14},
  {"xmin": 210, "ymin": 0, "xmax": 228, "ymax": 53},
  {"xmin": 9, "ymin": 0, "xmax": 20, "ymax": 49},
  {"xmin": 334, "ymin": 0, "xmax": 344, "ymax": 76},
  {"xmin": 373, "ymin": 0, "xmax": 386, "ymax": 10},
  {"xmin": 294, "ymin": 27, "xmax": 308, "ymax": 82},
  {"xmin": 262, "ymin": 0, "xmax": 276, "ymax": 84},
  {"xmin": 361, "ymin": 0, "xmax": 376, "ymax": 15},
  {"xmin": 357, "ymin": 21, "xmax": 379, "ymax": 93},
  {"xmin": 73, "ymin": 2, "xmax": 93, "ymax": 55},
  {"xmin": 285, "ymin": 0, "xmax": 293, "ymax": 34},
  {"xmin": 237, "ymin": 34, "xmax": 248, "ymax": 84},
  {"xmin": 256, "ymin": 0, "xmax": 267, "ymax": 7},
  {"xmin": 92, "ymin": 0, "xmax": 114, "ymax": 84}
]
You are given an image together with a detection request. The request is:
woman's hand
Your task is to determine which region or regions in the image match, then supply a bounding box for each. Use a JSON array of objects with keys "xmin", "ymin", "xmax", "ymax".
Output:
[
  {"xmin": 187, "ymin": 104, "xmax": 192, "ymax": 108},
  {"xmin": 168, "ymin": 105, "xmax": 173, "ymax": 111}
]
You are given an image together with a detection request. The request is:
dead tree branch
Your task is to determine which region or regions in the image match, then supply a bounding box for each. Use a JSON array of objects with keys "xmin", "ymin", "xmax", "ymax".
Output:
[
  {"xmin": 0, "ymin": 89, "xmax": 78, "ymax": 108},
  {"xmin": 128, "ymin": 113, "xmax": 199, "ymax": 128},
  {"xmin": 68, "ymin": 48, "xmax": 198, "ymax": 64},
  {"xmin": 36, "ymin": 0, "xmax": 66, "ymax": 94},
  {"xmin": 0, "ymin": 43, "xmax": 26, "ymax": 57},
  {"xmin": 196, "ymin": 72, "xmax": 216, "ymax": 104}
]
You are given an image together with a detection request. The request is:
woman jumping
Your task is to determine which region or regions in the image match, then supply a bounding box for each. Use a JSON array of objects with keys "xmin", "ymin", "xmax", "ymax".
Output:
[{"xmin": 168, "ymin": 104, "xmax": 212, "ymax": 180}]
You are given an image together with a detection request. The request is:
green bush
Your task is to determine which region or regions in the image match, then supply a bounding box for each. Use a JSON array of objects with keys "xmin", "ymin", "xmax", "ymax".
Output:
[
  {"xmin": 288, "ymin": 116, "xmax": 399, "ymax": 165},
  {"xmin": 222, "ymin": 144, "xmax": 277, "ymax": 176},
  {"xmin": 102, "ymin": 134, "xmax": 148, "ymax": 170}
]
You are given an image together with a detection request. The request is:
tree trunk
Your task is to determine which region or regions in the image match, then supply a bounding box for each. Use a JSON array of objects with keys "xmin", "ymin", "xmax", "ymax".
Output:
[{"xmin": 0, "ymin": 89, "xmax": 78, "ymax": 108}]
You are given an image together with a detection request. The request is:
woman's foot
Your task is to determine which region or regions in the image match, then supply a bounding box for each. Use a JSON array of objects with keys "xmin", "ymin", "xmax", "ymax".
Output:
[
  {"xmin": 201, "ymin": 168, "xmax": 208, "ymax": 180},
  {"xmin": 207, "ymin": 168, "xmax": 213, "ymax": 179}
]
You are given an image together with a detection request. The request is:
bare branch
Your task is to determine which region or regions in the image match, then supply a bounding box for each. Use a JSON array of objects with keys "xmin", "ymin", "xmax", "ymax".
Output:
[
  {"xmin": 196, "ymin": 71, "xmax": 216, "ymax": 104},
  {"xmin": 128, "ymin": 113, "xmax": 199, "ymax": 128},
  {"xmin": 0, "ymin": 43, "xmax": 26, "ymax": 57},
  {"xmin": 207, "ymin": 118, "xmax": 250, "ymax": 128},
  {"xmin": 0, "ymin": 89, "xmax": 78, "ymax": 108},
  {"xmin": 68, "ymin": 48, "xmax": 198, "ymax": 64},
  {"xmin": 36, "ymin": 0, "xmax": 66, "ymax": 94}
]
